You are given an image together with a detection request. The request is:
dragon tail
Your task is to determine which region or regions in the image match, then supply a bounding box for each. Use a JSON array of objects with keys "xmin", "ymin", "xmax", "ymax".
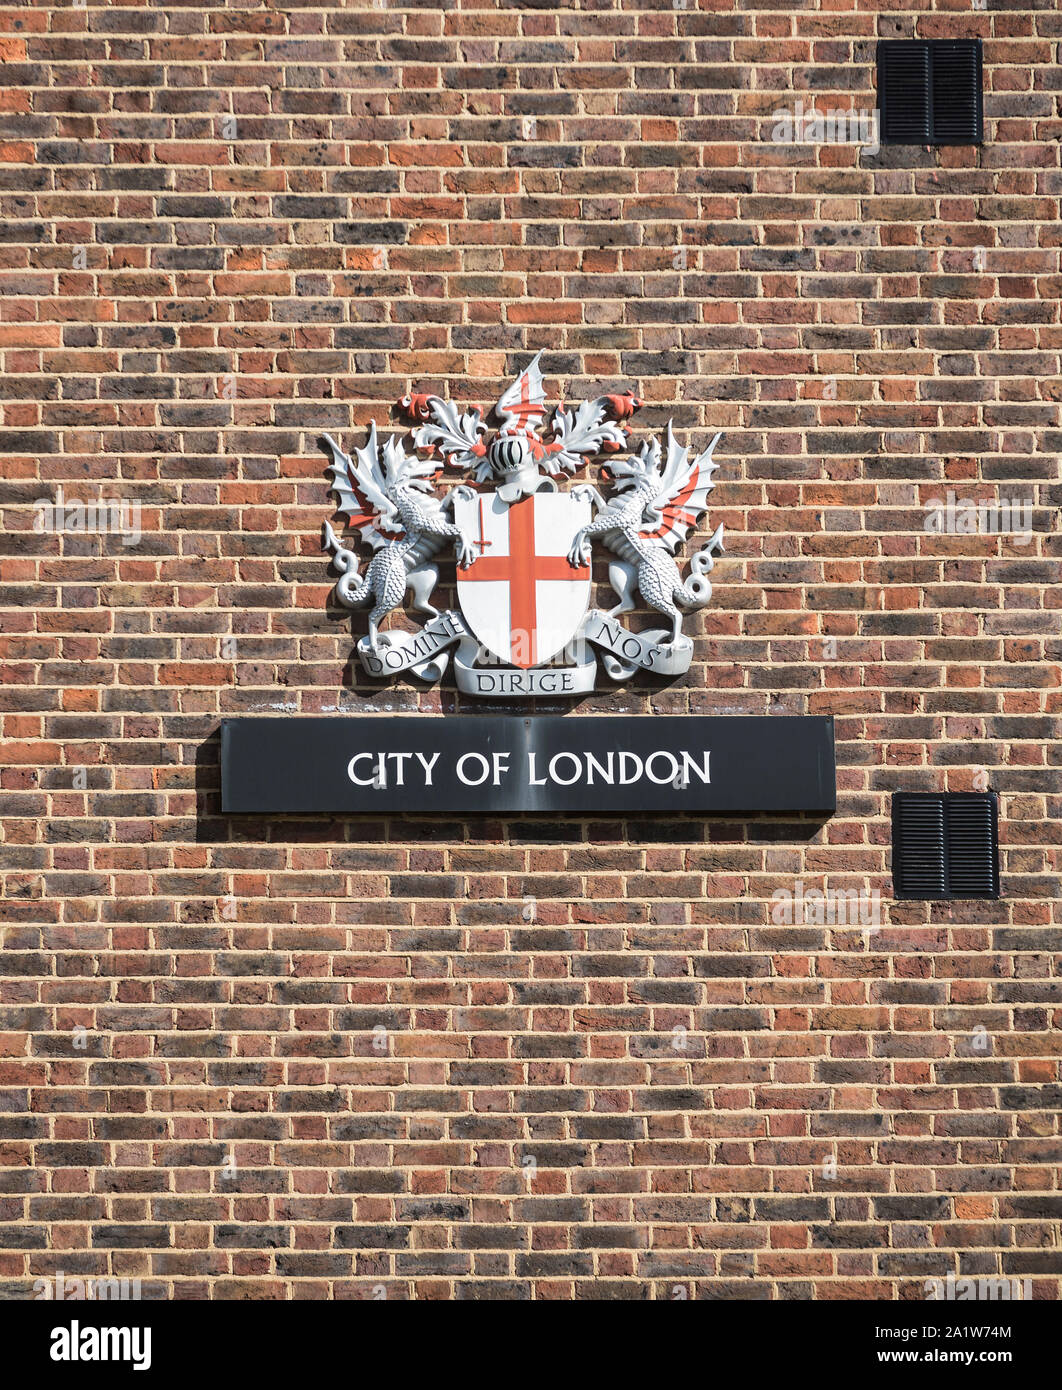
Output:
[
  {"xmin": 322, "ymin": 521, "xmax": 370, "ymax": 609},
  {"xmin": 676, "ymin": 524, "xmax": 725, "ymax": 608}
]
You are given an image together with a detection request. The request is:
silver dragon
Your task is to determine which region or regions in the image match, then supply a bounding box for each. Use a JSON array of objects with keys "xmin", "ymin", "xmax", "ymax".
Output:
[
  {"xmin": 568, "ymin": 424, "xmax": 725, "ymax": 645},
  {"xmin": 320, "ymin": 427, "xmax": 475, "ymax": 650}
]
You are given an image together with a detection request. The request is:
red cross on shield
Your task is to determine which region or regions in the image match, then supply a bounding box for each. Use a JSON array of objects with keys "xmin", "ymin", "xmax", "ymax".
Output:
[{"xmin": 455, "ymin": 491, "xmax": 592, "ymax": 669}]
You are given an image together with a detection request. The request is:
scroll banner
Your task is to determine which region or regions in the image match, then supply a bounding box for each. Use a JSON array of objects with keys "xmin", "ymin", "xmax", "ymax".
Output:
[
  {"xmin": 356, "ymin": 610, "xmax": 469, "ymax": 683},
  {"xmin": 579, "ymin": 610, "xmax": 695, "ymax": 679},
  {"xmin": 355, "ymin": 609, "xmax": 696, "ymax": 693},
  {"xmin": 454, "ymin": 642, "xmax": 597, "ymax": 697}
]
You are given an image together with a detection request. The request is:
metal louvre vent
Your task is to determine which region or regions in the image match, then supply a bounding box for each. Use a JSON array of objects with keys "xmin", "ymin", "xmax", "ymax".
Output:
[
  {"xmin": 877, "ymin": 39, "xmax": 983, "ymax": 146},
  {"xmin": 931, "ymin": 41, "xmax": 984, "ymax": 144},
  {"xmin": 878, "ymin": 43, "xmax": 931, "ymax": 144},
  {"xmin": 893, "ymin": 795, "xmax": 946, "ymax": 897},
  {"xmin": 892, "ymin": 792, "xmax": 1000, "ymax": 900}
]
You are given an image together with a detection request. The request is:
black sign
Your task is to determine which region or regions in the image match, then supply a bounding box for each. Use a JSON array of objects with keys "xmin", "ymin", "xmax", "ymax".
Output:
[{"xmin": 220, "ymin": 715, "xmax": 835, "ymax": 816}]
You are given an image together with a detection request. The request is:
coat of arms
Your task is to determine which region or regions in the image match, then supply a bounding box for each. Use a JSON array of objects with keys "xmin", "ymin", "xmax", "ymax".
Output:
[{"xmin": 320, "ymin": 356, "xmax": 725, "ymax": 697}]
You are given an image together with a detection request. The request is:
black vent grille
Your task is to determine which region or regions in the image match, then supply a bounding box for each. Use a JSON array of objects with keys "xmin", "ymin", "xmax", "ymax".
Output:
[
  {"xmin": 878, "ymin": 39, "xmax": 983, "ymax": 146},
  {"xmin": 892, "ymin": 792, "xmax": 999, "ymax": 900}
]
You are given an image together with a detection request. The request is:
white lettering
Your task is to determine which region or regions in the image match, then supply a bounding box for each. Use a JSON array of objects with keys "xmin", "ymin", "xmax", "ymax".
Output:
[
  {"xmin": 415, "ymin": 751, "xmax": 440, "ymax": 785},
  {"xmin": 548, "ymin": 752, "xmax": 582, "ymax": 786},
  {"xmin": 584, "ymin": 751, "xmax": 614, "ymax": 784},
  {"xmin": 456, "ymin": 752, "xmax": 490, "ymax": 786},
  {"xmin": 645, "ymin": 751, "xmax": 679, "ymax": 785},
  {"xmin": 618, "ymin": 751, "xmax": 642, "ymax": 784},
  {"xmin": 347, "ymin": 752, "xmax": 376, "ymax": 786},
  {"xmin": 680, "ymin": 750, "xmax": 711, "ymax": 785}
]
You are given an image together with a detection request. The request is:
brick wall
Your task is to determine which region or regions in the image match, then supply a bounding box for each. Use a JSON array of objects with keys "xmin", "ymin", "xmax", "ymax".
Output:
[{"xmin": 1, "ymin": 0, "xmax": 1059, "ymax": 1301}]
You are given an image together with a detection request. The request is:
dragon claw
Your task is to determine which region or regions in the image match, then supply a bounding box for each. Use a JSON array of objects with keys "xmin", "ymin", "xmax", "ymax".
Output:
[
  {"xmin": 456, "ymin": 536, "xmax": 475, "ymax": 569},
  {"xmin": 568, "ymin": 535, "xmax": 590, "ymax": 568}
]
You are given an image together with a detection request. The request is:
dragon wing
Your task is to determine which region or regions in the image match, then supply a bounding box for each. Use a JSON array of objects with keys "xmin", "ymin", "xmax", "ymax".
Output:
[
  {"xmin": 638, "ymin": 423, "xmax": 721, "ymax": 554},
  {"xmin": 319, "ymin": 426, "xmax": 403, "ymax": 551},
  {"xmin": 495, "ymin": 351, "xmax": 546, "ymax": 435}
]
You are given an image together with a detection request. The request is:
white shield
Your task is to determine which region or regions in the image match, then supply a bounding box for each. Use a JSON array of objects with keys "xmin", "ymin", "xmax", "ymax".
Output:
[{"xmin": 455, "ymin": 490, "xmax": 592, "ymax": 669}]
